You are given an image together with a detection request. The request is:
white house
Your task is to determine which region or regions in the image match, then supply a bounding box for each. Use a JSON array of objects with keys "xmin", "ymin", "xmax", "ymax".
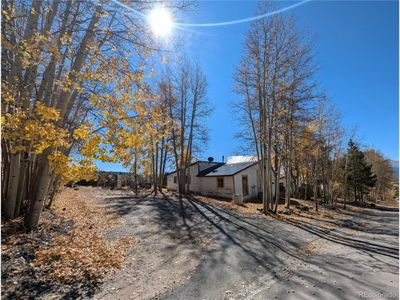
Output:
[{"xmin": 166, "ymin": 156, "xmax": 283, "ymax": 201}]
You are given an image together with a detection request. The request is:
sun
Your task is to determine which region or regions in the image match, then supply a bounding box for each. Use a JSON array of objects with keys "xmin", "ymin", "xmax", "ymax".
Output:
[{"xmin": 148, "ymin": 7, "xmax": 173, "ymax": 37}]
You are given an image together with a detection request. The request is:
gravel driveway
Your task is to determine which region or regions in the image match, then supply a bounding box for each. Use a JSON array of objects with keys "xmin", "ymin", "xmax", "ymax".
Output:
[{"xmin": 92, "ymin": 191, "xmax": 399, "ymax": 300}]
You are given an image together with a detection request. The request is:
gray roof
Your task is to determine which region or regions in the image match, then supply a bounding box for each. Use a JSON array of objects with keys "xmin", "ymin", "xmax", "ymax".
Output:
[
  {"xmin": 202, "ymin": 161, "xmax": 257, "ymax": 177},
  {"xmin": 198, "ymin": 162, "xmax": 225, "ymax": 176},
  {"xmin": 165, "ymin": 160, "xmax": 223, "ymax": 176}
]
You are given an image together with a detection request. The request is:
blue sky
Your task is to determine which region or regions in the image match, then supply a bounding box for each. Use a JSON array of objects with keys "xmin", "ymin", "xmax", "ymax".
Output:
[{"xmin": 97, "ymin": 0, "xmax": 398, "ymax": 172}]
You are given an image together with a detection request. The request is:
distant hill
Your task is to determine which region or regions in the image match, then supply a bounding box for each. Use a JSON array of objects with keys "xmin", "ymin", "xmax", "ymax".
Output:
[{"xmin": 390, "ymin": 160, "xmax": 399, "ymax": 181}]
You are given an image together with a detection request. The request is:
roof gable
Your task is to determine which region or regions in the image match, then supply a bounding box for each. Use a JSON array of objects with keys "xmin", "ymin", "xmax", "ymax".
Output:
[
  {"xmin": 201, "ymin": 161, "xmax": 258, "ymax": 177},
  {"xmin": 165, "ymin": 160, "xmax": 223, "ymax": 176},
  {"xmin": 197, "ymin": 162, "xmax": 225, "ymax": 176}
]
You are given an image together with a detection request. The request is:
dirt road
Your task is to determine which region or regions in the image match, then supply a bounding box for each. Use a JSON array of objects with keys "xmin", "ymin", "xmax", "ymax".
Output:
[{"xmin": 92, "ymin": 189, "xmax": 398, "ymax": 300}]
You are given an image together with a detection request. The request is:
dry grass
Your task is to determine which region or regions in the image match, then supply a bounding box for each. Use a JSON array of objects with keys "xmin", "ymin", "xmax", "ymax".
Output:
[
  {"xmin": 283, "ymin": 207, "xmax": 335, "ymax": 221},
  {"xmin": 192, "ymin": 195, "xmax": 274, "ymax": 220},
  {"xmin": 274, "ymin": 199, "xmax": 368, "ymax": 236},
  {"xmin": 192, "ymin": 195, "xmax": 366, "ymax": 228},
  {"xmin": 191, "ymin": 195, "xmax": 349, "ymax": 256},
  {"xmin": 32, "ymin": 187, "xmax": 135, "ymax": 284},
  {"xmin": 376, "ymin": 199, "xmax": 399, "ymax": 207},
  {"xmin": 303, "ymin": 238, "xmax": 326, "ymax": 254},
  {"xmin": 191, "ymin": 195, "xmax": 358, "ymax": 226}
]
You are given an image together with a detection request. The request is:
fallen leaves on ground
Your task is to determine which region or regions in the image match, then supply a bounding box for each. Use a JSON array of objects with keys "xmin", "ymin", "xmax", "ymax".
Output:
[
  {"xmin": 193, "ymin": 195, "xmax": 272, "ymax": 219},
  {"xmin": 188, "ymin": 195, "xmax": 367, "ymax": 257},
  {"xmin": 1, "ymin": 187, "xmax": 135, "ymax": 299},
  {"xmin": 33, "ymin": 187, "xmax": 135, "ymax": 283},
  {"xmin": 303, "ymin": 238, "xmax": 326, "ymax": 254}
]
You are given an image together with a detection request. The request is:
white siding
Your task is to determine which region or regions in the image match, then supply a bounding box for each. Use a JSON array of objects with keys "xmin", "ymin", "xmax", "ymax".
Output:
[
  {"xmin": 233, "ymin": 163, "xmax": 278, "ymax": 200},
  {"xmin": 166, "ymin": 173, "xmax": 178, "ymax": 191},
  {"xmin": 233, "ymin": 163, "xmax": 261, "ymax": 200},
  {"xmin": 188, "ymin": 164, "xmax": 201, "ymax": 192},
  {"xmin": 198, "ymin": 176, "xmax": 234, "ymax": 199},
  {"xmin": 166, "ymin": 163, "xmax": 202, "ymax": 192},
  {"xmin": 167, "ymin": 161, "xmax": 281, "ymax": 201}
]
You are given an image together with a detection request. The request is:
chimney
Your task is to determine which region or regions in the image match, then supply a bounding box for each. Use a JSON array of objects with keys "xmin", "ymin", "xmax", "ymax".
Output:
[{"xmin": 222, "ymin": 155, "xmax": 224, "ymax": 163}]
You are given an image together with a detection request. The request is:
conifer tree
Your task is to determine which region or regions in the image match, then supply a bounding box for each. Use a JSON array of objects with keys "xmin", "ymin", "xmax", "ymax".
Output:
[{"xmin": 345, "ymin": 139, "xmax": 376, "ymax": 201}]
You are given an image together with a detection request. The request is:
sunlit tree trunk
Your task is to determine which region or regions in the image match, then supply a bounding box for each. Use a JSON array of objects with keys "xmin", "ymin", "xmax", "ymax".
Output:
[
  {"xmin": 25, "ymin": 154, "xmax": 51, "ymax": 230},
  {"xmin": 5, "ymin": 153, "xmax": 21, "ymax": 219}
]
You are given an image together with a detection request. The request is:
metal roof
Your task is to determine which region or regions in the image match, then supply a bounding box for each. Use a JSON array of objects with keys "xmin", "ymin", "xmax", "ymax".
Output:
[
  {"xmin": 165, "ymin": 160, "xmax": 223, "ymax": 176},
  {"xmin": 201, "ymin": 161, "xmax": 257, "ymax": 177},
  {"xmin": 197, "ymin": 162, "xmax": 225, "ymax": 176},
  {"xmin": 226, "ymin": 155, "xmax": 258, "ymax": 164}
]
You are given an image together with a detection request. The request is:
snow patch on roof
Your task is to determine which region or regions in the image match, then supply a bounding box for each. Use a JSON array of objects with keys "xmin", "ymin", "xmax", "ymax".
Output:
[{"xmin": 226, "ymin": 155, "xmax": 258, "ymax": 164}]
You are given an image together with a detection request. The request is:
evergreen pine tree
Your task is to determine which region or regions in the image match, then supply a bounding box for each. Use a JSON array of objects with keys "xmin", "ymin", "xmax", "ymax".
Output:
[{"xmin": 345, "ymin": 139, "xmax": 376, "ymax": 201}]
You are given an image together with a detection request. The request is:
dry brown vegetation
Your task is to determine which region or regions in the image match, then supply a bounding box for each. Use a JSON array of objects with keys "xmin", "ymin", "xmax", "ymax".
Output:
[
  {"xmin": 1, "ymin": 187, "xmax": 135, "ymax": 299},
  {"xmin": 303, "ymin": 238, "xmax": 327, "ymax": 254},
  {"xmin": 34, "ymin": 188, "xmax": 135, "ymax": 283},
  {"xmin": 193, "ymin": 195, "xmax": 366, "ymax": 233},
  {"xmin": 376, "ymin": 198, "xmax": 399, "ymax": 207},
  {"xmin": 193, "ymin": 195, "xmax": 271, "ymax": 219}
]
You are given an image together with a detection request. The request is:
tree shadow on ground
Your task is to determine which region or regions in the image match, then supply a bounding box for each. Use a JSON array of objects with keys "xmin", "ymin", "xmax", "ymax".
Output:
[
  {"xmin": 104, "ymin": 191, "xmax": 398, "ymax": 261},
  {"xmin": 101, "ymin": 191, "xmax": 399, "ymax": 300},
  {"xmin": 272, "ymin": 214, "xmax": 399, "ymax": 259},
  {"xmin": 104, "ymin": 192, "xmax": 303, "ymax": 267}
]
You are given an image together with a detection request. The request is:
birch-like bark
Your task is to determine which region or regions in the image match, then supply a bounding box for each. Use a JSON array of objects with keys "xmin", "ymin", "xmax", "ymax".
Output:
[
  {"xmin": 25, "ymin": 154, "xmax": 51, "ymax": 230},
  {"xmin": 5, "ymin": 153, "xmax": 21, "ymax": 219},
  {"xmin": 56, "ymin": 5, "xmax": 102, "ymax": 119},
  {"xmin": 14, "ymin": 153, "xmax": 29, "ymax": 217},
  {"xmin": 37, "ymin": 0, "xmax": 72, "ymax": 104}
]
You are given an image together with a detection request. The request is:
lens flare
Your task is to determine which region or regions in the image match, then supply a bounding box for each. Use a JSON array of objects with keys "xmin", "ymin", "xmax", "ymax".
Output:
[
  {"xmin": 107, "ymin": 0, "xmax": 310, "ymax": 29},
  {"xmin": 148, "ymin": 7, "xmax": 173, "ymax": 37}
]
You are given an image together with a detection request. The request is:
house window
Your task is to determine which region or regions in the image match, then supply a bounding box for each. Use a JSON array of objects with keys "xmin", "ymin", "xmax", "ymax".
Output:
[
  {"xmin": 174, "ymin": 176, "xmax": 177, "ymax": 183},
  {"xmin": 217, "ymin": 177, "xmax": 224, "ymax": 188}
]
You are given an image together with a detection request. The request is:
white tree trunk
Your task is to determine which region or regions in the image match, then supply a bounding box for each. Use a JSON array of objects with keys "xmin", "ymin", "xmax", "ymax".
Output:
[
  {"xmin": 5, "ymin": 153, "xmax": 21, "ymax": 219},
  {"xmin": 25, "ymin": 157, "xmax": 51, "ymax": 230}
]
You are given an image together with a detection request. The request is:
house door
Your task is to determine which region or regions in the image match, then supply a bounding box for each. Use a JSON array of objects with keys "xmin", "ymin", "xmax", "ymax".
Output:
[{"xmin": 242, "ymin": 175, "xmax": 249, "ymax": 196}]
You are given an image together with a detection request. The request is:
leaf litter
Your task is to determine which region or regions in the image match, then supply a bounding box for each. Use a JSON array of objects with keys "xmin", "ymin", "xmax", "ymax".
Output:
[{"xmin": 1, "ymin": 187, "xmax": 135, "ymax": 299}]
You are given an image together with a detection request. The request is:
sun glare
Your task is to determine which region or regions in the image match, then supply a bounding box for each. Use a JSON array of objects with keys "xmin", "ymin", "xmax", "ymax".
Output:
[{"xmin": 148, "ymin": 7, "xmax": 173, "ymax": 37}]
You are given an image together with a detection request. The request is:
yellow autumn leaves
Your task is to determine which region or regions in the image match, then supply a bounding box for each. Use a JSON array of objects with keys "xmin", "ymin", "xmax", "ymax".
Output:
[
  {"xmin": 2, "ymin": 102, "xmax": 67, "ymax": 154},
  {"xmin": 2, "ymin": 98, "xmax": 102, "ymax": 183},
  {"xmin": 2, "ymin": 3, "xmax": 169, "ymax": 187}
]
